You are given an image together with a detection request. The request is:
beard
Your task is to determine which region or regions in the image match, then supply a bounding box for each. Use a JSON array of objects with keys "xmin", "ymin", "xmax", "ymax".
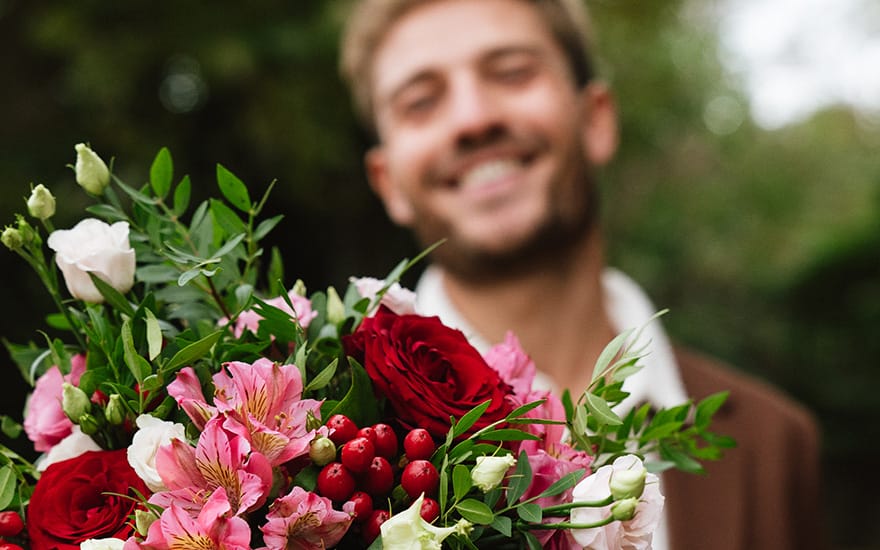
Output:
[{"xmin": 412, "ymin": 169, "xmax": 601, "ymax": 284}]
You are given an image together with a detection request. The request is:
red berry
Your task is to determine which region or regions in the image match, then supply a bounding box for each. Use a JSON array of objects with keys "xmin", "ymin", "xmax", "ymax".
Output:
[
  {"xmin": 0, "ymin": 511, "xmax": 24, "ymax": 537},
  {"xmin": 345, "ymin": 491, "xmax": 374, "ymax": 522},
  {"xmin": 371, "ymin": 423, "xmax": 398, "ymax": 459},
  {"xmin": 360, "ymin": 455, "xmax": 394, "ymax": 496},
  {"xmin": 356, "ymin": 426, "xmax": 376, "ymax": 445},
  {"xmin": 316, "ymin": 462, "xmax": 356, "ymax": 502},
  {"xmin": 404, "ymin": 428, "xmax": 435, "ymax": 461},
  {"xmin": 0, "ymin": 542, "xmax": 24, "ymax": 550},
  {"xmin": 326, "ymin": 414, "xmax": 359, "ymax": 445},
  {"xmin": 401, "ymin": 459, "xmax": 440, "ymax": 498},
  {"xmin": 341, "ymin": 436, "xmax": 376, "ymax": 473},
  {"xmin": 362, "ymin": 509, "xmax": 390, "ymax": 545},
  {"xmin": 420, "ymin": 497, "xmax": 441, "ymax": 523}
]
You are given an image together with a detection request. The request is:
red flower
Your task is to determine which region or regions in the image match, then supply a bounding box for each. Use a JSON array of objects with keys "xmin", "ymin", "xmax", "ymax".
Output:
[
  {"xmin": 27, "ymin": 449, "xmax": 149, "ymax": 550},
  {"xmin": 347, "ymin": 308, "xmax": 514, "ymax": 438}
]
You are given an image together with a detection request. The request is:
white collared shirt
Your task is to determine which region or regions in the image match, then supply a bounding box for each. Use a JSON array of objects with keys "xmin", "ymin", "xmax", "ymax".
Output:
[{"xmin": 414, "ymin": 265, "xmax": 686, "ymax": 550}]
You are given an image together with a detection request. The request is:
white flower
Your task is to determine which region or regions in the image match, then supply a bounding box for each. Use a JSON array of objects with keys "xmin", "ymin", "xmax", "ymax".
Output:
[
  {"xmin": 47, "ymin": 218, "xmax": 136, "ymax": 303},
  {"xmin": 80, "ymin": 537, "xmax": 125, "ymax": 550},
  {"xmin": 351, "ymin": 276, "xmax": 417, "ymax": 315},
  {"xmin": 381, "ymin": 493, "xmax": 472, "ymax": 550},
  {"xmin": 471, "ymin": 454, "xmax": 516, "ymax": 492},
  {"xmin": 570, "ymin": 455, "xmax": 664, "ymax": 550},
  {"xmin": 74, "ymin": 143, "xmax": 110, "ymax": 195},
  {"xmin": 127, "ymin": 414, "xmax": 187, "ymax": 492},
  {"xmin": 36, "ymin": 426, "xmax": 100, "ymax": 472},
  {"xmin": 27, "ymin": 184, "xmax": 56, "ymax": 220}
]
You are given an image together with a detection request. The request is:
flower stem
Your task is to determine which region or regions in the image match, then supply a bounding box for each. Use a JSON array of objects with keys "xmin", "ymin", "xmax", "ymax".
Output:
[
  {"xmin": 541, "ymin": 495, "xmax": 614, "ymax": 515},
  {"xmin": 524, "ymin": 515, "xmax": 615, "ymax": 530}
]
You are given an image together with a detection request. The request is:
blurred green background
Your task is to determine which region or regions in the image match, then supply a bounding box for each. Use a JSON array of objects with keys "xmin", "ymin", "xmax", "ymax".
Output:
[{"xmin": 1, "ymin": 1, "xmax": 877, "ymax": 548}]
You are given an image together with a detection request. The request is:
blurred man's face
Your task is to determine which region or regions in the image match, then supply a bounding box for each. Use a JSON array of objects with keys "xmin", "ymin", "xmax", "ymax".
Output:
[{"xmin": 366, "ymin": 0, "xmax": 616, "ymax": 277}]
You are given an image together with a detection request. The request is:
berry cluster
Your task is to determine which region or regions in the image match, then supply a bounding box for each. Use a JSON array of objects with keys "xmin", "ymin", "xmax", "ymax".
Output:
[
  {"xmin": 0, "ymin": 511, "xmax": 24, "ymax": 550},
  {"xmin": 311, "ymin": 415, "xmax": 441, "ymax": 544}
]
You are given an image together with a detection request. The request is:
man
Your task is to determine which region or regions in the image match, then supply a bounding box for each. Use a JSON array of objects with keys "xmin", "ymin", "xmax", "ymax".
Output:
[{"xmin": 340, "ymin": 1, "xmax": 822, "ymax": 548}]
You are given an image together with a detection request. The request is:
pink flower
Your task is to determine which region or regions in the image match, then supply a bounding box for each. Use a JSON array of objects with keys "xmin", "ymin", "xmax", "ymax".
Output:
[
  {"xmin": 223, "ymin": 291, "xmax": 317, "ymax": 338},
  {"xmin": 134, "ymin": 488, "xmax": 251, "ymax": 550},
  {"xmin": 24, "ymin": 354, "xmax": 86, "ymax": 452},
  {"xmin": 570, "ymin": 455, "xmax": 664, "ymax": 550},
  {"xmin": 260, "ymin": 487, "xmax": 351, "ymax": 550},
  {"xmin": 483, "ymin": 332, "xmax": 535, "ymax": 399},
  {"xmin": 351, "ymin": 276, "xmax": 417, "ymax": 315},
  {"xmin": 152, "ymin": 417, "xmax": 272, "ymax": 517},
  {"xmin": 166, "ymin": 367, "xmax": 217, "ymax": 430},
  {"xmin": 213, "ymin": 359, "xmax": 323, "ymax": 466}
]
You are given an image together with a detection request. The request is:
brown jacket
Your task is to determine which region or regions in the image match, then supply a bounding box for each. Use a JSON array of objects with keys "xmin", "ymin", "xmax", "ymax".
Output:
[{"xmin": 664, "ymin": 348, "xmax": 823, "ymax": 550}]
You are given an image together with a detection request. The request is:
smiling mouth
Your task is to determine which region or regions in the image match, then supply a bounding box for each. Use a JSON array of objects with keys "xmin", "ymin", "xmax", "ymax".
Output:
[{"xmin": 458, "ymin": 158, "xmax": 523, "ymax": 191}]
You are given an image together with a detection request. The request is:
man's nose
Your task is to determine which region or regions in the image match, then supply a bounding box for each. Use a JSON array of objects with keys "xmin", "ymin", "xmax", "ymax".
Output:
[{"xmin": 447, "ymin": 76, "xmax": 504, "ymax": 147}]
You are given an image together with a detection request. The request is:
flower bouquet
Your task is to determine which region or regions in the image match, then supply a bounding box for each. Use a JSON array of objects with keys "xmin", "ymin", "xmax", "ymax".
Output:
[{"xmin": 0, "ymin": 145, "xmax": 732, "ymax": 550}]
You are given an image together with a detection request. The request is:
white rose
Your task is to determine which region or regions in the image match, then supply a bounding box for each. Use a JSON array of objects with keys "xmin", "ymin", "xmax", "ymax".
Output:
[
  {"xmin": 35, "ymin": 426, "xmax": 101, "ymax": 472},
  {"xmin": 127, "ymin": 414, "xmax": 187, "ymax": 492},
  {"xmin": 47, "ymin": 218, "xmax": 136, "ymax": 303},
  {"xmin": 351, "ymin": 276, "xmax": 417, "ymax": 315},
  {"xmin": 471, "ymin": 454, "xmax": 516, "ymax": 492},
  {"xmin": 80, "ymin": 537, "xmax": 125, "ymax": 550},
  {"xmin": 381, "ymin": 493, "xmax": 472, "ymax": 550},
  {"xmin": 74, "ymin": 143, "xmax": 111, "ymax": 195},
  {"xmin": 570, "ymin": 455, "xmax": 664, "ymax": 550}
]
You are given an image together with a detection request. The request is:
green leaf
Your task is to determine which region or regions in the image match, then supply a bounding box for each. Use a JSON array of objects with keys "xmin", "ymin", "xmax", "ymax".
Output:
[
  {"xmin": 122, "ymin": 319, "xmax": 151, "ymax": 383},
  {"xmin": 506, "ymin": 450, "xmax": 532, "ymax": 507},
  {"xmin": 85, "ymin": 203, "xmax": 128, "ymax": 222},
  {"xmin": 163, "ymin": 330, "xmax": 223, "ymax": 372},
  {"xmin": 506, "ymin": 399, "xmax": 547, "ymax": 419},
  {"xmin": 0, "ymin": 466, "xmax": 16, "ymax": 510},
  {"xmin": 517, "ymin": 502, "xmax": 543, "ymax": 523},
  {"xmin": 452, "ymin": 464, "xmax": 472, "ymax": 500},
  {"xmin": 524, "ymin": 531, "xmax": 543, "ymax": 550},
  {"xmin": 0, "ymin": 417, "xmax": 22, "ymax": 439},
  {"xmin": 478, "ymin": 429, "xmax": 540, "ymax": 442},
  {"xmin": 212, "ymin": 233, "xmax": 246, "ymax": 260},
  {"xmin": 137, "ymin": 264, "xmax": 180, "ymax": 284},
  {"xmin": 695, "ymin": 391, "xmax": 729, "ymax": 430},
  {"xmin": 178, "ymin": 267, "xmax": 203, "ymax": 286},
  {"xmin": 455, "ymin": 498, "xmax": 495, "ymax": 525},
  {"xmin": 216, "ymin": 164, "xmax": 251, "ymax": 212},
  {"xmin": 173, "ymin": 175, "xmax": 192, "ymax": 216},
  {"xmin": 304, "ymin": 359, "xmax": 338, "ymax": 392},
  {"xmin": 324, "ymin": 359, "xmax": 381, "ymax": 427},
  {"xmin": 583, "ymin": 392, "xmax": 623, "ymax": 426},
  {"xmin": 254, "ymin": 214, "xmax": 284, "ymax": 241},
  {"xmin": 209, "ymin": 199, "xmax": 248, "ymax": 236},
  {"xmin": 535, "ymin": 469, "xmax": 586, "ymax": 499},
  {"xmin": 591, "ymin": 328, "xmax": 633, "ymax": 382},
  {"xmin": 660, "ymin": 443, "xmax": 704, "ymax": 474},
  {"xmin": 150, "ymin": 147, "xmax": 173, "ymax": 199},
  {"xmin": 453, "ymin": 400, "xmax": 492, "ymax": 439},
  {"xmin": 489, "ymin": 515, "xmax": 512, "ymax": 537},
  {"xmin": 145, "ymin": 309, "xmax": 163, "ymax": 361},
  {"xmin": 89, "ymin": 273, "xmax": 135, "ymax": 317}
]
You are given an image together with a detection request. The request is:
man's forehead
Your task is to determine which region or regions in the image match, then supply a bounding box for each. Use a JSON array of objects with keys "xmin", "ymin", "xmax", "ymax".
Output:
[{"xmin": 370, "ymin": 0, "xmax": 558, "ymax": 99}]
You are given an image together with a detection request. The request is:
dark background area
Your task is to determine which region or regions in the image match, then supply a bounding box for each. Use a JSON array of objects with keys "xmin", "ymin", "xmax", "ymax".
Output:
[{"xmin": 1, "ymin": 2, "xmax": 878, "ymax": 548}]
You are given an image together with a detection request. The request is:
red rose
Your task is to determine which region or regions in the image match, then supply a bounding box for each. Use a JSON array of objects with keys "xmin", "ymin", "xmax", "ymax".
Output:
[
  {"xmin": 27, "ymin": 450, "xmax": 149, "ymax": 550},
  {"xmin": 348, "ymin": 308, "xmax": 514, "ymax": 438}
]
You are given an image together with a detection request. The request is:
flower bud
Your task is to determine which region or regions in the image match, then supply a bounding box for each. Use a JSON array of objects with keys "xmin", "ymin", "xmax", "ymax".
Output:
[
  {"xmin": 292, "ymin": 279, "xmax": 307, "ymax": 297},
  {"xmin": 61, "ymin": 382, "xmax": 91, "ymax": 421},
  {"xmin": 27, "ymin": 184, "xmax": 56, "ymax": 220},
  {"xmin": 611, "ymin": 497, "xmax": 639, "ymax": 521},
  {"xmin": 16, "ymin": 216, "xmax": 36, "ymax": 246},
  {"xmin": 471, "ymin": 454, "xmax": 517, "ymax": 492},
  {"xmin": 309, "ymin": 435, "xmax": 337, "ymax": 466},
  {"xmin": 74, "ymin": 143, "xmax": 110, "ymax": 195},
  {"xmin": 1, "ymin": 227, "xmax": 23, "ymax": 251},
  {"xmin": 78, "ymin": 413, "xmax": 101, "ymax": 435},
  {"xmin": 609, "ymin": 464, "xmax": 646, "ymax": 501},
  {"xmin": 325, "ymin": 286, "xmax": 345, "ymax": 325},
  {"xmin": 105, "ymin": 394, "xmax": 126, "ymax": 425}
]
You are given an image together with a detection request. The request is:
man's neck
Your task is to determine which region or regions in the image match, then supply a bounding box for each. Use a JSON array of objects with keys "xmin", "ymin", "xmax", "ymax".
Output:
[{"xmin": 440, "ymin": 228, "xmax": 616, "ymax": 395}]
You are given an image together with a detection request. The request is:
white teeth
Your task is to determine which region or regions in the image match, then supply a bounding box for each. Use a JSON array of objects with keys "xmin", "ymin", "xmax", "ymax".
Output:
[{"xmin": 459, "ymin": 159, "xmax": 520, "ymax": 190}]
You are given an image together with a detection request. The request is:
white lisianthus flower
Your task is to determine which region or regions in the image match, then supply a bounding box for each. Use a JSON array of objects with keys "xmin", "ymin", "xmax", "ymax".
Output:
[
  {"xmin": 570, "ymin": 455, "xmax": 664, "ymax": 550},
  {"xmin": 80, "ymin": 537, "xmax": 125, "ymax": 550},
  {"xmin": 74, "ymin": 143, "xmax": 110, "ymax": 195},
  {"xmin": 351, "ymin": 276, "xmax": 417, "ymax": 315},
  {"xmin": 471, "ymin": 454, "xmax": 516, "ymax": 492},
  {"xmin": 35, "ymin": 426, "xmax": 101, "ymax": 472},
  {"xmin": 381, "ymin": 493, "xmax": 472, "ymax": 550},
  {"xmin": 127, "ymin": 414, "xmax": 187, "ymax": 492},
  {"xmin": 47, "ymin": 218, "xmax": 136, "ymax": 303},
  {"xmin": 27, "ymin": 184, "xmax": 56, "ymax": 220}
]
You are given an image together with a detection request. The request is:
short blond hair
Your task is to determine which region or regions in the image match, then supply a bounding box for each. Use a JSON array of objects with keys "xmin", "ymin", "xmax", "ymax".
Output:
[{"xmin": 340, "ymin": 0, "xmax": 596, "ymax": 134}]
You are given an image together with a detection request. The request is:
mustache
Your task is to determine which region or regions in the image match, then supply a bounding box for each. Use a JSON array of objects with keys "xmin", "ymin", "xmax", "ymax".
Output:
[{"xmin": 428, "ymin": 127, "xmax": 547, "ymax": 184}]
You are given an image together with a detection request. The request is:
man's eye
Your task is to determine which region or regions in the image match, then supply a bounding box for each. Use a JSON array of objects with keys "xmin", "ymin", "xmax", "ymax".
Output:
[
  {"xmin": 399, "ymin": 94, "xmax": 438, "ymax": 118},
  {"xmin": 493, "ymin": 64, "xmax": 535, "ymax": 83}
]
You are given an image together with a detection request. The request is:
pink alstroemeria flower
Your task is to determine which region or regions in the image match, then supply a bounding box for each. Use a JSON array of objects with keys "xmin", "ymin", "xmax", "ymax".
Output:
[
  {"xmin": 152, "ymin": 417, "xmax": 272, "ymax": 517},
  {"xmin": 24, "ymin": 354, "xmax": 87, "ymax": 452},
  {"xmin": 260, "ymin": 486, "xmax": 352, "ymax": 550},
  {"xmin": 213, "ymin": 359, "xmax": 323, "ymax": 466},
  {"xmin": 222, "ymin": 291, "xmax": 317, "ymax": 338},
  {"xmin": 166, "ymin": 367, "xmax": 217, "ymax": 431},
  {"xmin": 132, "ymin": 487, "xmax": 251, "ymax": 550}
]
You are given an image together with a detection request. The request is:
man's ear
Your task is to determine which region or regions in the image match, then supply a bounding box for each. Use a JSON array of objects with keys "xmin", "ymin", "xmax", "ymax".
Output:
[
  {"xmin": 365, "ymin": 147, "xmax": 416, "ymax": 226},
  {"xmin": 580, "ymin": 82, "xmax": 619, "ymax": 167}
]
